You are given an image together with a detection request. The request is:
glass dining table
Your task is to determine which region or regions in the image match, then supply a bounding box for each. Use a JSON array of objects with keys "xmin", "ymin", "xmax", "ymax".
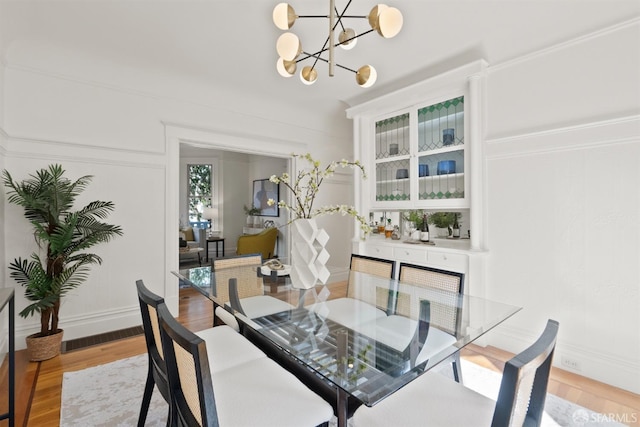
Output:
[{"xmin": 173, "ymin": 261, "xmax": 521, "ymax": 427}]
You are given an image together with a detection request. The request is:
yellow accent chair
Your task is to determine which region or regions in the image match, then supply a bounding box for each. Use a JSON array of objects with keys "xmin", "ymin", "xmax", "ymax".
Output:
[{"xmin": 236, "ymin": 227, "xmax": 278, "ymax": 260}]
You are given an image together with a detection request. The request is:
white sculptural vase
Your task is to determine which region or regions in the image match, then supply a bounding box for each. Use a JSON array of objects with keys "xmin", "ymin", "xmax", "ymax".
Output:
[{"xmin": 290, "ymin": 218, "xmax": 330, "ymax": 289}]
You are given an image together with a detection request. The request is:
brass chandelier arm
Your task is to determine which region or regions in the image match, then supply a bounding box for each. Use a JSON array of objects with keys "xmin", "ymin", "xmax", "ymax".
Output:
[
  {"xmin": 301, "ymin": 51, "xmax": 358, "ymax": 74},
  {"xmin": 337, "ymin": 28, "xmax": 374, "ymax": 45},
  {"xmin": 307, "ymin": 0, "xmax": 350, "ymax": 72},
  {"xmin": 297, "ymin": 15, "xmax": 366, "ymax": 18},
  {"xmin": 295, "ymin": 27, "xmax": 375, "ymax": 64}
]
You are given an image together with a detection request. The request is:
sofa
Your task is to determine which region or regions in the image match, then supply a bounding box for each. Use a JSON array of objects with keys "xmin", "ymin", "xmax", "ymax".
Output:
[{"xmin": 179, "ymin": 227, "xmax": 207, "ymax": 264}]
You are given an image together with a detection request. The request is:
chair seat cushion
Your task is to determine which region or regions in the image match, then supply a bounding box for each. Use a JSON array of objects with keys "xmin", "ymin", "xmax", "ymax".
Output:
[
  {"xmin": 195, "ymin": 325, "xmax": 266, "ymax": 372},
  {"xmin": 212, "ymin": 357, "xmax": 334, "ymax": 427},
  {"xmin": 352, "ymin": 370, "xmax": 495, "ymax": 427},
  {"xmin": 214, "ymin": 306, "xmax": 241, "ymax": 332},
  {"xmin": 231, "ymin": 295, "xmax": 295, "ymax": 319},
  {"xmin": 308, "ymin": 297, "xmax": 387, "ymax": 329},
  {"xmin": 216, "ymin": 296, "xmax": 295, "ymax": 331},
  {"xmin": 357, "ymin": 315, "xmax": 458, "ymax": 365}
]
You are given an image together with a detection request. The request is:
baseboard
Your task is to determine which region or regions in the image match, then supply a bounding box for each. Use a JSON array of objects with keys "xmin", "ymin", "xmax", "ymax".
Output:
[
  {"xmin": 14, "ymin": 306, "xmax": 141, "ymax": 351},
  {"xmin": 328, "ymin": 266, "xmax": 349, "ymax": 284},
  {"xmin": 487, "ymin": 325, "xmax": 640, "ymax": 395}
]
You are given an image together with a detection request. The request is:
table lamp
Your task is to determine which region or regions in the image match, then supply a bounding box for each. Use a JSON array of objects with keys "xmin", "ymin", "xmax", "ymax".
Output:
[{"xmin": 203, "ymin": 207, "xmax": 218, "ymax": 229}]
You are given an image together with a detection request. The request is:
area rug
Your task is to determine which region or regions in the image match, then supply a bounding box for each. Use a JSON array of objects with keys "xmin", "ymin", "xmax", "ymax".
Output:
[
  {"xmin": 61, "ymin": 354, "xmax": 625, "ymax": 427},
  {"xmin": 60, "ymin": 354, "xmax": 167, "ymax": 426}
]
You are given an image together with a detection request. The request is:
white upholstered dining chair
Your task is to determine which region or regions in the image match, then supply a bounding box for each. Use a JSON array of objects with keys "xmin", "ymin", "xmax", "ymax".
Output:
[
  {"xmin": 157, "ymin": 303, "xmax": 334, "ymax": 427},
  {"xmin": 398, "ymin": 262, "xmax": 465, "ymax": 381},
  {"xmin": 352, "ymin": 319, "xmax": 559, "ymax": 427},
  {"xmin": 212, "ymin": 254, "xmax": 294, "ymax": 331}
]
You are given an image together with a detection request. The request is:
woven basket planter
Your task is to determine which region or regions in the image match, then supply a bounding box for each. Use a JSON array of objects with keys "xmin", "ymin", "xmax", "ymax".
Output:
[{"xmin": 26, "ymin": 329, "xmax": 63, "ymax": 361}]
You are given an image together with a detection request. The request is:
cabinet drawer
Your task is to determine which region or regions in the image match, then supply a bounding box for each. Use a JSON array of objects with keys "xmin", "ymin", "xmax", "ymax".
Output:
[
  {"xmin": 427, "ymin": 251, "xmax": 467, "ymax": 272},
  {"xmin": 393, "ymin": 246, "xmax": 427, "ymax": 263},
  {"xmin": 365, "ymin": 244, "xmax": 394, "ymax": 259}
]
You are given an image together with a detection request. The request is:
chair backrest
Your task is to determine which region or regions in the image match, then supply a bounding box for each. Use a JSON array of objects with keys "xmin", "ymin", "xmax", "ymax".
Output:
[
  {"xmin": 398, "ymin": 263, "xmax": 464, "ymax": 294},
  {"xmin": 212, "ymin": 254, "xmax": 263, "ymax": 304},
  {"xmin": 136, "ymin": 279, "xmax": 170, "ymax": 402},
  {"xmin": 347, "ymin": 254, "xmax": 396, "ymax": 310},
  {"xmin": 157, "ymin": 303, "xmax": 218, "ymax": 427},
  {"xmin": 492, "ymin": 319, "xmax": 560, "ymax": 427},
  {"xmin": 236, "ymin": 227, "xmax": 278, "ymax": 259},
  {"xmin": 350, "ymin": 254, "xmax": 395, "ymax": 279},
  {"xmin": 397, "ymin": 263, "xmax": 464, "ymax": 335}
]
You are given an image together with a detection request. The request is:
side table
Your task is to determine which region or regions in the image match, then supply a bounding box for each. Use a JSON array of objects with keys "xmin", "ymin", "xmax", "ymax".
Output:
[{"xmin": 205, "ymin": 237, "xmax": 225, "ymax": 261}]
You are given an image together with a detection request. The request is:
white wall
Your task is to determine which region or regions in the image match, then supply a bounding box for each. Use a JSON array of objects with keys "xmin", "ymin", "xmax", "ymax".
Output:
[{"xmin": 483, "ymin": 20, "xmax": 640, "ymax": 393}]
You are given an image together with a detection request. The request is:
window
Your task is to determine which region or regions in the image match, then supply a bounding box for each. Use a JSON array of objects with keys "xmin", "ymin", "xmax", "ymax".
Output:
[{"xmin": 188, "ymin": 164, "xmax": 212, "ymax": 227}]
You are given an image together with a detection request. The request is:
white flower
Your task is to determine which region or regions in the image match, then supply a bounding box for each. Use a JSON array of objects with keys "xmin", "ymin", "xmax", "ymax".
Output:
[{"xmin": 270, "ymin": 153, "xmax": 371, "ymax": 235}]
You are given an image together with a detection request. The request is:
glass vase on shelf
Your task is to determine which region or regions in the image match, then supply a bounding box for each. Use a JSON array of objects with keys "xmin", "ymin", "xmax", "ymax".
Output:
[
  {"xmin": 391, "ymin": 225, "xmax": 401, "ymax": 240},
  {"xmin": 385, "ymin": 218, "xmax": 393, "ymax": 238}
]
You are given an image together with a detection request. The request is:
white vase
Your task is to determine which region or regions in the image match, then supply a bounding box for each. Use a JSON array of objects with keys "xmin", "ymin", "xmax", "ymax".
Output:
[{"xmin": 290, "ymin": 218, "xmax": 330, "ymax": 289}]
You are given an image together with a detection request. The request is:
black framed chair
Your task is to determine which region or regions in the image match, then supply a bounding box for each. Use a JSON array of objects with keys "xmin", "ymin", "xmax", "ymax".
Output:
[
  {"xmin": 305, "ymin": 254, "xmax": 395, "ymax": 330},
  {"xmin": 157, "ymin": 303, "xmax": 334, "ymax": 427},
  {"xmin": 157, "ymin": 303, "xmax": 217, "ymax": 426},
  {"xmin": 135, "ymin": 279, "xmax": 172, "ymax": 427},
  {"xmin": 349, "ymin": 254, "xmax": 395, "ymax": 279},
  {"xmin": 352, "ymin": 319, "xmax": 560, "ymax": 427},
  {"xmin": 397, "ymin": 262, "xmax": 465, "ymax": 382},
  {"xmin": 212, "ymin": 254, "xmax": 295, "ymax": 331}
]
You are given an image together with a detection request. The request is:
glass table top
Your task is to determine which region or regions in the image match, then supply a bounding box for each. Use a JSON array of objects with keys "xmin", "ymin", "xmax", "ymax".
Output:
[{"xmin": 174, "ymin": 263, "xmax": 521, "ymax": 407}]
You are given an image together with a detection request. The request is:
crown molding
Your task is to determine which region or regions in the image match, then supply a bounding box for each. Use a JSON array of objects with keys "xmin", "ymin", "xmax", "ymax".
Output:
[{"xmin": 489, "ymin": 17, "xmax": 640, "ymax": 73}]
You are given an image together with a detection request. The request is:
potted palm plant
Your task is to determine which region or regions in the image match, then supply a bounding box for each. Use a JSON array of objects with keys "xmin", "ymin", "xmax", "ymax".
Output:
[{"xmin": 3, "ymin": 164, "xmax": 123, "ymax": 361}]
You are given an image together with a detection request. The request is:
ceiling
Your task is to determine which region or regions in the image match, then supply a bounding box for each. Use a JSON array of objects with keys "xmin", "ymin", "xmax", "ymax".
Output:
[{"xmin": 1, "ymin": 0, "xmax": 639, "ymax": 118}]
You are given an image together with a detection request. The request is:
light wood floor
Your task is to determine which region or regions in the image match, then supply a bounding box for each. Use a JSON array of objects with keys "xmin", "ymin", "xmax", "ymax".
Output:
[{"xmin": 1, "ymin": 285, "xmax": 638, "ymax": 427}]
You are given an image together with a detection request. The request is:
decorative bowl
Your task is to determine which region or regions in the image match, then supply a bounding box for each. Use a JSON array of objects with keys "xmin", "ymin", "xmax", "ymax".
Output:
[{"xmin": 396, "ymin": 169, "xmax": 409, "ymax": 179}]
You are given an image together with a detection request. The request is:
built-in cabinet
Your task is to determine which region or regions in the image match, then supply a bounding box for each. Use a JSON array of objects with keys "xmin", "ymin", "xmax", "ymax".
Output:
[
  {"xmin": 347, "ymin": 60, "xmax": 488, "ymax": 293},
  {"xmin": 373, "ymin": 95, "xmax": 467, "ymax": 209}
]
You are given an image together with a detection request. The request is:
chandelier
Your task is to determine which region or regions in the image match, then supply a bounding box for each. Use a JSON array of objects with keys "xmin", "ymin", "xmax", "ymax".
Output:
[{"xmin": 272, "ymin": 1, "xmax": 403, "ymax": 87}]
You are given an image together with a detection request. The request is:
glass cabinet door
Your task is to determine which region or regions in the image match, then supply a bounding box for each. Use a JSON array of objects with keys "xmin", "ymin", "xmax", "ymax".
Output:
[
  {"xmin": 417, "ymin": 96, "xmax": 465, "ymax": 201},
  {"xmin": 374, "ymin": 112, "xmax": 411, "ymax": 202}
]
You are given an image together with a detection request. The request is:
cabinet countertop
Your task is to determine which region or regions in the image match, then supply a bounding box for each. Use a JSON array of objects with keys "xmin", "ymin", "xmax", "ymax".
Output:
[{"xmin": 363, "ymin": 234, "xmax": 474, "ymax": 252}]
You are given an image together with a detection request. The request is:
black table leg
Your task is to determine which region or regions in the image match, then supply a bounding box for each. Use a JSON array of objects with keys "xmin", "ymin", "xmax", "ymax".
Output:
[{"xmin": 336, "ymin": 329, "xmax": 348, "ymax": 427}]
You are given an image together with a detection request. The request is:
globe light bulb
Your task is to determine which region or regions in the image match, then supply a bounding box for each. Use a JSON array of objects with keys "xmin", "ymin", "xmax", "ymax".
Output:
[
  {"xmin": 276, "ymin": 57, "xmax": 296, "ymax": 77},
  {"xmin": 276, "ymin": 32, "xmax": 301, "ymax": 61},
  {"xmin": 378, "ymin": 6, "xmax": 403, "ymax": 38},
  {"xmin": 300, "ymin": 66, "xmax": 318, "ymax": 85},
  {"xmin": 273, "ymin": 3, "xmax": 296, "ymax": 30},
  {"xmin": 356, "ymin": 65, "xmax": 377, "ymax": 88}
]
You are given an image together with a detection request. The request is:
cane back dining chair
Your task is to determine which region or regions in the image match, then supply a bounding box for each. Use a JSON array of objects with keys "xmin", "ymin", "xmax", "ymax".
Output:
[
  {"xmin": 398, "ymin": 262, "xmax": 465, "ymax": 382},
  {"xmin": 308, "ymin": 254, "xmax": 397, "ymax": 330},
  {"xmin": 136, "ymin": 279, "xmax": 172, "ymax": 426},
  {"xmin": 212, "ymin": 254, "xmax": 294, "ymax": 330},
  {"xmin": 348, "ymin": 254, "xmax": 396, "ymax": 310},
  {"xmin": 156, "ymin": 303, "xmax": 334, "ymax": 427},
  {"xmin": 353, "ymin": 319, "xmax": 559, "ymax": 427}
]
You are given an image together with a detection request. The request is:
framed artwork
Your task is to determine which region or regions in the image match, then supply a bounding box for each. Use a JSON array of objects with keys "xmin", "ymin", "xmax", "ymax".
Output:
[{"xmin": 253, "ymin": 179, "xmax": 279, "ymax": 217}]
